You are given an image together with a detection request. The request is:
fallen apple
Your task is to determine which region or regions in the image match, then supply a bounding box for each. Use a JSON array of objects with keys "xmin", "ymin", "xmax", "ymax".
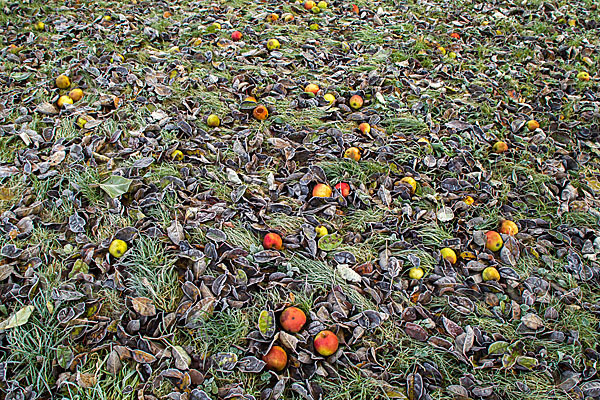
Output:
[
  {"xmin": 499, "ymin": 220, "xmax": 518, "ymax": 235},
  {"xmin": 492, "ymin": 141, "xmax": 508, "ymax": 153},
  {"xmin": 313, "ymin": 183, "xmax": 333, "ymax": 198},
  {"xmin": 262, "ymin": 345, "xmax": 287, "ymax": 371},
  {"xmin": 253, "ymin": 105, "xmax": 269, "ymax": 120},
  {"xmin": 358, "ymin": 122, "xmax": 370, "ymax": 134},
  {"xmin": 207, "ymin": 114, "xmax": 220, "ymax": 127},
  {"xmin": 231, "ymin": 30, "xmax": 243, "ymax": 41},
  {"xmin": 526, "ymin": 120, "xmax": 539, "ymax": 131},
  {"xmin": 335, "ymin": 182, "xmax": 350, "ymax": 197},
  {"xmin": 400, "ymin": 177, "xmax": 417, "ymax": 195},
  {"xmin": 440, "ymin": 248, "xmax": 457, "ymax": 264},
  {"xmin": 482, "ymin": 266, "xmax": 500, "ymax": 281},
  {"xmin": 344, "ymin": 147, "xmax": 361, "ymax": 161},
  {"xmin": 266, "ymin": 38, "xmax": 280, "ymax": 51},
  {"xmin": 280, "ymin": 307, "xmax": 307, "ymax": 333},
  {"xmin": 349, "ymin": 94, "xmax": 363, "ymax": 109},
  {"xmin": 485, "ymin": 231, "xmax": 503, "ymax": 252},
  {"xmin": 305, "ymin": 83, "xmax": 320, "ymax": 95},
  {"xmin": 263, "ymin": 233, "xmax": 283, "ymax": 250},
  {"xmin": 408, "ymin": 267, "xmax": 424, "ymax": 279},
  {"xmin": 314, "ymin": 330, "xmax": 339, "ymax": 356},
  {"xmin": 55, "ymin": 74, "xmax": 71, "ymax": 89}
]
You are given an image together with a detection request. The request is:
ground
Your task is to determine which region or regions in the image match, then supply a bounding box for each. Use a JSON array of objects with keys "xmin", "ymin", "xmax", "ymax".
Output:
[{"xmin": 0, "ymin": 0, "xmax": 599, "ymax": 399}]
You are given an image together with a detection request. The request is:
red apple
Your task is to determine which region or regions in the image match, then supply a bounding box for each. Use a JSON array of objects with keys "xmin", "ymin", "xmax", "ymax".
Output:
[
  {"xmin": 231, "ymin": 30, "xmax": 242, "ymax": 41},
  {"xmin": 262, "ymin": 345, "xmax": 287, "ymax": 371},
  {"xmin": 335, "ymin": 182, "xmax": 350, "ymax": 197},
  {"xmin": 314, "ymin": 330, "xmax": 339, "ymax": 356},
  {"xmin": 263, "ymin": 232, "xmax": 283, "ymax": 250},
  {"xmin": 280, "ymin": 307, "xmax": 307, "ymax": 333}
]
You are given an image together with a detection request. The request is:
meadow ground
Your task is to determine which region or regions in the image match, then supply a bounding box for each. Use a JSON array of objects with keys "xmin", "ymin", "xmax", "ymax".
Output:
[{"xmin": 0, "ymin": 0, "xmax": 599, "ymax": 399}]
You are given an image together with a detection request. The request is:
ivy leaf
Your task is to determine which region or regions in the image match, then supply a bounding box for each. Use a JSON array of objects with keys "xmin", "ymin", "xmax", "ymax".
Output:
[
  {"xmin": 257, "ymin": 310, "xmax": 275, "ymax": 338},
  {"xmin": 318, "ymin": 234, "xmax": 343, "ymax": 251},
  {"xmin": 99, "ymin": 175, "xmax": 133, "ymax": 198},
  {"xmin": 0, "ymin": 305, "xmax": 34, "ymax": 331}
]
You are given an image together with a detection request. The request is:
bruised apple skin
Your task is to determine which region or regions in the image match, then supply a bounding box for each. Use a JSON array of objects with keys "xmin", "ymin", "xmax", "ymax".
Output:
[
  {"xmin": 266, "ymin": 38, "xmax": 280, "ymax": 50},
  {"xmin": 262, "ymin": 345, "xmax": 287, "ymax": 371},
  {"xmin": 314, "ymin": 330, "xmax": 339, "ymax": 356},
  {"xmin": 280, "ymin": 307, "xmax": 307, "ymax": 333},
  {"xmin": 263, "ymin": 232, "xmax": 283, "ymax": 250},
  {"xmin": 56, "ymin": 74, "xmax": 71, "ymax": 89},
  {"xmin": 440, "ymin": 248, "xmax": 457, "ymax": 264},
  {"xmin": 348, "ymin": 94, "xmax": 363, "ymax": 109},
  {"xmin": 485, "ymin": 231, "xmax": 503, "ymax": 251},
  {"xmin": 253, "ymin": 105, "xmax": 269, "ymax": 120}
]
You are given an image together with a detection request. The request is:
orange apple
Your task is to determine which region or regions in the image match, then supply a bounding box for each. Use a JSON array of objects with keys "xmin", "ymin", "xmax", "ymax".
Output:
[
  {"xmin": 262, "ymin": 345, "xmax": 287, "ymax": 371},
  {"xmin": 314, "ymin": 330, "xmax": 339, "ymax": 356},
  {"xmin": 492, "ymin": 141, "xmax": 508, "ymax": 153},
  {"xmin": 344, "ymin": 147, "xmax": 361, "ymax": 161},
  {"xmin": 253, "ymin": 105, "xmax": 269, "ymax": 120},
  {"xmin": 526, "ymin": 120, "xmax": 539, "ymax": 131},
  {"xmin": 358, "ymin": 122, "xmax": 370, "ymax": 134},
  {"xmin": 280, "ymin": 307, "xmax": 307, "ymax": 333},
  {"xmin": 499, "ymin": 220, "xmax": 518, "ymax": 235},
  {"xmin": 263, "ymin": 233, "xmax": 283, "ymax": 250},
  {"xmin": 305, "ymin": 0, "xmax": 316, "ymax": 9},
  {"xmin": 305, "ymin": 83, "xmax": 320, "ymax": 95},
  {"xmin": 312, "ymin": 183, "xmax": 332, "ymax": 198}
]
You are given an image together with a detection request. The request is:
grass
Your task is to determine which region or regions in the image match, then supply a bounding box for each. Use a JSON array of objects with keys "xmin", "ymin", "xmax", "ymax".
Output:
[
  {"xmin": 60, "ymin": 351, "xmax": 140, "ymax": 399},
  {"xmin": 223, "ymin": 223, "xmax": 260, "ymax": 250},
  {"xmin": 343, "ymin": 208, "xmax": 387, "ymax": 232},
  {"xmin": 194, "ymin": 308, "xmax": 251, "ymax": 355},
  {"xmin": 416, "ymin": 223, "xmax": 453, "ymax": 247},
  {"xmin": 0, "ymin": 290, "xmax": 83, "ymax": 394},
  {"xmin": 119, "ymin": 236, "xmax": 181, "ymax": 312},
  {"xmin": 288, "ymin": 255, "xmax": 374, "ymax": 311}
]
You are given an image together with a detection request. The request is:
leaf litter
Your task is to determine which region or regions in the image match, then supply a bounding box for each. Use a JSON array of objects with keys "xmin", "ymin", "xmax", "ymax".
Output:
[{"xmin": 0, "ymin": 0, "xmax": 599, "ymax": 399}]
